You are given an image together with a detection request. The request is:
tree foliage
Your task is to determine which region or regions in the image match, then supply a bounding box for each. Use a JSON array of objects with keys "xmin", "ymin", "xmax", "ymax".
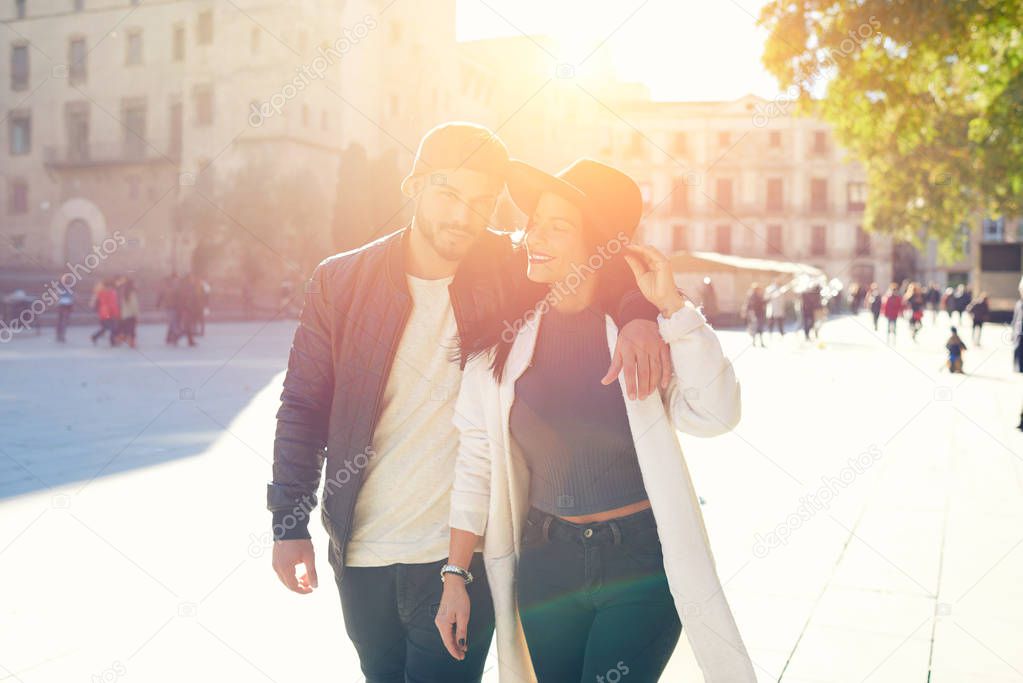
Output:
[{"xmin": 760, "ymin": 0, "xmax": 1023, "ymax": 257}]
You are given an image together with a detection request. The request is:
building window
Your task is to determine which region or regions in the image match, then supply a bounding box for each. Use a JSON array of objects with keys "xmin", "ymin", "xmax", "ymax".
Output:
[
  {"xmin": 671, "ymin": 179, "xmax": 688, "ymax": 215},
  {"xmin": 717, "ymin": 131, "xmax": 731, "ymax": 148},
  {"xmin": 672, "ymin": 132, "xmax": 687, "ymax": 156},
  {"xmin": 767, "ymin": 224, "xmax": 783, "ymax": 255},
  {"xmin": 10, "ymin": 234, "xmax": 25, "ymax": 249},
  {"xmin": 8, "ymin": 179, "xmax": 28, "ymax": 215},
  {"xmin": 810, "ymin": 178, "xmax": 828, "ymax": 212},
  {"xmin": 9, "ymin": 111, "xmax": 31, "ymax": 155},
  {"xmin": 197, "ymin": 10, "xmax": 213, "ymax": 45},
  {"xmin": 855, "ymin": 225, "xmax": 871, "ymax": 256},
  {"xmin": 715, "ymin": 178, "xmax": 733, "ymax": 211},
  {"xmin": 251, "ymin": 27, "xmax": 261, "ymax": 53},
  {"xmin": 194, "ymin": 85, "xmax": 213, "ymax": 125},
  {"xmin": 672, "ymin": 224, "xmax": 687, "ymax": 251},
  {"xmin": 74, "ymin": 0, "xmax": 84, "ymax": 10},
  {"xmin": 126, "ymin": 29, "xmax": 143, "ymax": 65},
  {"xmin": 127, "ymin": 175, "xmax": 141, "ymax": 200},
  {"xmin": 169, "ymin": 101, "xmax": 182, "ymax": 159},
  {"xmin": 122, "ymin": 98, "xmax": 147, "ymax": 159},
  {"xmin": 172, "ymin": 24, "xmax": 185, "ymax": 61},
  {"xmin": 11, "ymin": 44, "xmax": 29, "ymax": 90},
  {"xmin": 769, "ymin": 130, "xmax": 781, "ymax": 148},
  {"xmin": 69, "ymin": 37, "xmax": 87, "ymax": 84},
  {"xmin": 982, "ymin": 217, "xmax": 1005, "ymax": 242},
  {"xmin": 627, "ymin": 131, "xmax": 645, "ymax": 159},
  {"xmin": 715, "ymin": 224, "xmax": 732, "ymax": 254},
  {"xmin": 847, "ymin": 181, "xmax": 866, "ymax": 211},
  {"xmin": 65, "ymin": 101, "xmax": 90, "ymax": 161},
  {"xmin": 16, "ymin": 0, "xmax": 26, "ymax": 19},
  {"xmin": 811, "ymin": 225, "xmax": 827, "ymax": 255},
  {"xmin": 766, "ymin": 178, "xmax": 783, "ymax": 212},
  {"xmin": 812, "ymin": 130, "xmax": 828, "ymax": 155}
]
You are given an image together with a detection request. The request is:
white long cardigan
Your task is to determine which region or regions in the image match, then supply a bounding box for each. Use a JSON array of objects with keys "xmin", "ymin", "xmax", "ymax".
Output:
[{"xmin": 449, "ymin": 301, "xmax": 757, "ymax": 683}]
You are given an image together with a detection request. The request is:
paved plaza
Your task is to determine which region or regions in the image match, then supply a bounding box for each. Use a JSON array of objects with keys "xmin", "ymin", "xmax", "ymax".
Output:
[{"xmin": 1, "ymin": 312, "xmax": 1021, "ymax": 682}]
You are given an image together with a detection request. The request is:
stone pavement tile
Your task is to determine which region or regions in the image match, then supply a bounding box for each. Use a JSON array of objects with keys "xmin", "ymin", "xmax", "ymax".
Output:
[
  {"xmin": 929, "ymin": 618, "xmax": 1023, "ymax": 681},
  {"xmin": 782, "ymin": 624, "xmax": 931, "ymax": 682},
  {"xmin": 809, "ymin": 587, "xmax": 934, "ymax": 638},
  {"xmin": 728, "ymin": 593, "xmax": 818, "ymax": 653},
  {"xmin": 828, "ymin": 508, "xmax": 943, "ymax": 597}
]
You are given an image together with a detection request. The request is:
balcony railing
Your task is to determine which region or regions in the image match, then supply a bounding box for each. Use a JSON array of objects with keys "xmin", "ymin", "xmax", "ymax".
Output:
[{"xmin": 43, "ymin": 142, "xmax": 179, "ymax": 167}]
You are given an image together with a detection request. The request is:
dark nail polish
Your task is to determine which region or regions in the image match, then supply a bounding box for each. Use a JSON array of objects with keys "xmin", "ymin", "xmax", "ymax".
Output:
[{"xmin": 458, "ymin": 638, "xmax": 466, "ymax": 647}]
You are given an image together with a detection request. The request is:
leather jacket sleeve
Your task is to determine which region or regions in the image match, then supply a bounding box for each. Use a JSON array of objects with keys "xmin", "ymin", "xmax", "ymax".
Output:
[{"xmin": 267, "ymin": 260, "xmax": 336, "ymax": 540}]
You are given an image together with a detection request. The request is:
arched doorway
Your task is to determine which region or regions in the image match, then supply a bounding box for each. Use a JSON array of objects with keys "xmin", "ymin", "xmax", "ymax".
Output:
[{"xmin": 65, "ymin": 219, "xmax": 92, "ymax": 265}]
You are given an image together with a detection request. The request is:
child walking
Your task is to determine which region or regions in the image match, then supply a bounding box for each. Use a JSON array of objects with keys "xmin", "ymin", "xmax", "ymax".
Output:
[{"xmin": 946, "ymin": 326, "xmax": 967, "ymax": 374}]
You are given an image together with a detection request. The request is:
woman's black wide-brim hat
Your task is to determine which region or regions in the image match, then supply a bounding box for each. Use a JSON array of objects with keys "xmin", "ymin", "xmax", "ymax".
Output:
[{"xmin": 505, "ymin": 158, "xmax": 643, "ymax": 242}]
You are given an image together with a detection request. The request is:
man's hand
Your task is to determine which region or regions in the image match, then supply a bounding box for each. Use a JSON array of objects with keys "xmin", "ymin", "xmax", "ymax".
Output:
[
  {"xmin": 272, "ymin": 539, "xmax": 318, "ymax": 594},
  {"xmin": 603, "ymin": 319, "xmax": 672, "ymax": 400},
  {"xmin": 435, "ymin": 578, "xmax": 471, "ymax": 661}
]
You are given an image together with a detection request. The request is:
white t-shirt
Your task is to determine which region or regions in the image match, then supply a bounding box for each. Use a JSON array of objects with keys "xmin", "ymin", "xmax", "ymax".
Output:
[{"xmin": 345, "ymin": 273, "xmax": 467, "ymax": 566}]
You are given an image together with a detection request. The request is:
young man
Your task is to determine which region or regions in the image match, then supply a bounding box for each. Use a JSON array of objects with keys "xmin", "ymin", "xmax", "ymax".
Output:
[{"xmin": 267, "ymin": 122, "xmax": 669, "ymax": 683}]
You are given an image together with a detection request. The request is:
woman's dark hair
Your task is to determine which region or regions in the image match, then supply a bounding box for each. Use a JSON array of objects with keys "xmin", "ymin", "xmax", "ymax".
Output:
[{"xmin": 458, "ymin": 217, "xmax": 636, "ymax": 381}]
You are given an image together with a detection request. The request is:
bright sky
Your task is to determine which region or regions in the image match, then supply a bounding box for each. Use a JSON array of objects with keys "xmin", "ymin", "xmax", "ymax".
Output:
[{"xmin": 456, "ymin": 0, "xmax": 782, "ymax": 102}]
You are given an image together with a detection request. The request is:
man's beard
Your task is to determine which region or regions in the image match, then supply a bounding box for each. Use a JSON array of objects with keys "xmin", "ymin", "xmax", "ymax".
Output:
[{"xmin": 419, "ymin": 215, "xmax": 480, "ymax": 262}]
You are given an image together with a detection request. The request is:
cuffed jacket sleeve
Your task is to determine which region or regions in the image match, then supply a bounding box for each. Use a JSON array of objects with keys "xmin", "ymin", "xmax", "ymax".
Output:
[
  {"xmin": 658, "ymin": 301, "xmax": 741, "ymax": 437},
  {"xmin": 449, "ymin": 356, "xmax": 494, "ymax": 537},
  {"xmin": 267, "ymin": 260, "xmax": 335, "ymax": 540}
]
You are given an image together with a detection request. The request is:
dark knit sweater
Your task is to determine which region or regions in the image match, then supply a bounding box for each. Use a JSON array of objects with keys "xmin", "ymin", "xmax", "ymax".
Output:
[{"xmin": 510, "ymin": 305, "xmax": 648, "ymax": 516}]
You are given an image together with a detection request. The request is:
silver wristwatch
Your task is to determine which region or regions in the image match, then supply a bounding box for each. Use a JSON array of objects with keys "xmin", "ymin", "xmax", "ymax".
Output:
[{"xmin": 440, "ymin": 563, "xmax": 474, "ymax": 585}]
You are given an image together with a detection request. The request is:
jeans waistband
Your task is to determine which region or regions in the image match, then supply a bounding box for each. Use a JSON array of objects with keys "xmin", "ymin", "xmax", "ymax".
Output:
[{"xmin": 526, "ymin": 506, "xmax": 656, "ymax": 546}]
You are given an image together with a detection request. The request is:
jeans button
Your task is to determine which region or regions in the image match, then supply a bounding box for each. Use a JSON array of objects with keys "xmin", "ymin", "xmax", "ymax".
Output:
[{"xmin": 583, "ymin": 528, "xmax": 593, "ymax": 538}]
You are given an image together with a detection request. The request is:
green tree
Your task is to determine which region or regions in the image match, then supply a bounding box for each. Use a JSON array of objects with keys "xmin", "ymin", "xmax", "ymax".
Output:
[{"xmin": 759, "ymin": 0, "xmax": 1023, "ymax": 257}]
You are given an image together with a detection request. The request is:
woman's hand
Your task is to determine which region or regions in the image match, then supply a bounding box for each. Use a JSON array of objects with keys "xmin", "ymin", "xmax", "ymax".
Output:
[
  {"xmin": 435, "ymin": 578, "xmax": 471, "ymax": 660},
  {"xmin": 623, "ymin": 244, "xmax": 685, "ymax": 317}
]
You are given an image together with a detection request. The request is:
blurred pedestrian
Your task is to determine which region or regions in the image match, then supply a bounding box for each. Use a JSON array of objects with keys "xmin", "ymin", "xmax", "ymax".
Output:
[
  {"xmin": 867, "ymin": 282, "xmax": 882, "ymax": 330},
  {"xmin": 743, "ymin": 283, "xmax": 766, "ymax": 347},
  {"xmin": 940, "ymin": 286, "xmax": 954, "ymax": 321},
  {"xmin": 925, "ymin": 282, "xmax": 941, "ymax": 324},
  {"xmin": 881, "ymin": 282, "xmax": 903, "ymax": 343},
  {"xmin": 800, "ymin": 284, "xmax": 821, "ymax": 340},
  {"xmin": 952, "ymin": 284, "xmax": 969, "ymax": 324},
  {"xmin": 90, "ymin": 278, "xmax": 120, "ymax": 346},
  {"xmin": 55, "ymin": 284, "xmax": 74, "ymax": 342},
  {"xmin": 966, "ymin": 292, "xmax": 989, "ymax": 346},
  {"xmin": 169, "ymin": 273, "xmax": 200, "ymax": 347},
  {"xmin": 118, "ymin": 278, "xmax": 140, "ymax": 348},
  {"xmin": 700, "ymin": 276, "xmax": 718, "ymax": 326},
  {"xmin": 945, "ymin": 326, "xmax": 967, "ymax": 374},
  {"xmin": 1011, "ymin": 277, "xmax": 1023, "ymax": 430},
  {"xmin": 905, "ymin": 282, "xmax": 925, "ymax": 341},
  {"xmin": 156, "ymin": 274, "xmax": 180, "ymax": 344},
  {"xmin": 765, "ymin": 278, "xmax": 790, "ymax": 337}
]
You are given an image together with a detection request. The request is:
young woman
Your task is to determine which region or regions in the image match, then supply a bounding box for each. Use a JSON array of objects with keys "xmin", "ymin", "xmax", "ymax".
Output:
[{"xmin": 434, "ymin": 159, "xmax": 756, "ymax": 682}]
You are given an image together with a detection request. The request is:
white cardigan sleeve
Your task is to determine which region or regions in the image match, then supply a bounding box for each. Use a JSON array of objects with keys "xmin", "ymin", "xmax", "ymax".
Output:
[
  {"xmin": 658, "ymin": 301, "xmax": 742, "ymax": 437},
  {"xmin": 449, "ymin": 356, "xmax": 494, "ymax": 537}
]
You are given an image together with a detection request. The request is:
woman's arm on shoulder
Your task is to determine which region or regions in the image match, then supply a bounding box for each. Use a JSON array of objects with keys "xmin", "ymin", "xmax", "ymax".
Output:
[{"xmin": 658, "ymin": 300, "xmax": 742, "ymax": 437}]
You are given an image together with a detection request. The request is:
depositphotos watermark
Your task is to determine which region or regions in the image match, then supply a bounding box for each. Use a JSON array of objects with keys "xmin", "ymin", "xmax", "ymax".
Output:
[
  {"xmin": 0, "ymin": 230, "xmax": 126, "ymax": 343},
  {"xmin": 249, "ymin": 446, "xmax": 378, "ymax": 556},
  {"xmin": 752, "ymin": 444, "xmax": 883, "ymax": 558},
  {"xmin": 249, "ymin": 15, "xmax": 378, "ymax": 127},
  {"xmin": 500, "ymin": 230, "xmax": 632, "ymax": 343}
]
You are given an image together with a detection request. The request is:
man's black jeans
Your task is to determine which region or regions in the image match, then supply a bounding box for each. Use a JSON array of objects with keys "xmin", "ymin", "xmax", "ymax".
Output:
[
  {"xmin": 332, "ymin": 549, "xmax": 495, "ymax": 683},
  {"xmin": 517, "ymin": 506, "xmax": 682, "ymax": 682}
]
